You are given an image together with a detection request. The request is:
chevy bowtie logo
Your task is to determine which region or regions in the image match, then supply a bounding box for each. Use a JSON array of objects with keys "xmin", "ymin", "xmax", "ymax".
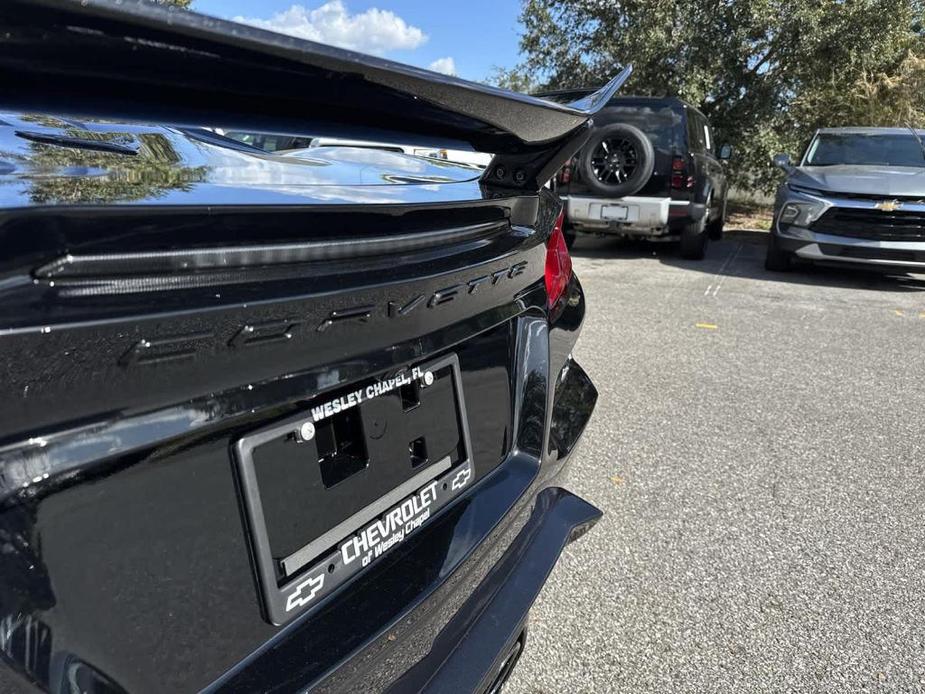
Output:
[
  {"xmin": 285, "ymin": 572, "xmax": 325, "ymax": 612},
  {"xmin": 451, "ymin": 466, "xmax": 472, "ymax": 491},
  {"xmin": 874, "ymin": 200, "xmax": 903, "ymax": 212}
]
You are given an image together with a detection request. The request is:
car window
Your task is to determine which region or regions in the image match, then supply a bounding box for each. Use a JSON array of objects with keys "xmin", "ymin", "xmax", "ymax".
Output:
[
  {"xmin": 804, "ymin": 132, "xmax": 925, "ymax": 167},
  {"xmin": 604, "ymin": 105, "xmax": 684, "ymax": 151},
  {"xmin": 687, "ymin": 113, "xmax": 706, "ymax": 152},
  {"xmin": 224, "ymin": 132, "xmax": 313, "ymax": 152}
]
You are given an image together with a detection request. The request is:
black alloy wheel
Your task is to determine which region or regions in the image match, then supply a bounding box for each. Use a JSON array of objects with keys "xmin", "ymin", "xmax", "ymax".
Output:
[
  {"xmin": 578, "ymin": 123, "xmax": 655, "ymax": 197},
  {"xmin": 590, "ymin": 136, "xmax": 639, "ymax": 186}
]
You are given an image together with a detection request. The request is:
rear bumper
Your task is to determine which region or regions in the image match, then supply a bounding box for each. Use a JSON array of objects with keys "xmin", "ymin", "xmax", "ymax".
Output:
[
  {"xmin": 205, "ymin": 355, "xmax": 600, "ymax": 694},
  {"xmin": 199, "ymin": 279, "xmax": 600, "ymax": 694},
  {"xmin": 311, "ymin": 356, "xmax": 599, "ymax": 694},
  {"xmin": 775, "ymin": 226, "xmax": 925, "ymax": 268},
  {"xmin": 390, "ymin": 485, "xmax": 601, "ymax": 694},
  {"xmin": 564, "ymin": 195, "xmax": 703, "ymax": 236}
]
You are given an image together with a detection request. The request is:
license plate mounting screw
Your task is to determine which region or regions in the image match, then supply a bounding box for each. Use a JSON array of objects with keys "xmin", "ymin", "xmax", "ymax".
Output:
[
  {"xmin": 295, "ymin": 421, "xmax": 316, "ymax": 443},
  {"xmin": 423, "ymin": 371, "xmax": 435, "ymax": 387}
]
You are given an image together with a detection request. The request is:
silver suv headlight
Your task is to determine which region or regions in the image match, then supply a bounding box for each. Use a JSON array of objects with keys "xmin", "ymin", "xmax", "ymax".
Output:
[{"xmin": 778, "ymin": 200, "xmax": 826, "ymax": 228}]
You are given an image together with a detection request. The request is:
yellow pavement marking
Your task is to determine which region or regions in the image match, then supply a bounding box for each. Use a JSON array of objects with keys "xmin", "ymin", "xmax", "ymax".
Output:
[
  {"xmin": 894, "ymin": 309, "xmax": 905, "ymax": 317},
  {"xmin": 611, "ymin": 474, "xmax": 625, "ymax": 487},
  {"xmin": 695, "ymin": 322, "xmax": 718, "ymax": 330}
]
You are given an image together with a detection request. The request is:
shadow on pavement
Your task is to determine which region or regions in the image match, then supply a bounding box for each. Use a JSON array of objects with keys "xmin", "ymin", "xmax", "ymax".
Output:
[{"xmin": 570, "ymin": 227, "xmax": 925, "ymax": 293}]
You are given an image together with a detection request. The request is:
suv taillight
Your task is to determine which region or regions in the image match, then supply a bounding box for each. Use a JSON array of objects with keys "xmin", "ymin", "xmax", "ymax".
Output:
[
  {"xmin": 671, "ymin": 155, "xmax": 694, "ymax": 190},
  {"xmin": 557, "ymin": 159, "xmax": 573, "ymax": 185},
  {"xmin": 545, "ymin": 210, "xmax": 572, "ymax": 310}
]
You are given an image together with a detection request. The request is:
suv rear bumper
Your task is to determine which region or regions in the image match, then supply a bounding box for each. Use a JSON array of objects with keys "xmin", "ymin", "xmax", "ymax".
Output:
[{"xmin": 564, "ymin": 195, "xmax": 705, "ymax": 237}]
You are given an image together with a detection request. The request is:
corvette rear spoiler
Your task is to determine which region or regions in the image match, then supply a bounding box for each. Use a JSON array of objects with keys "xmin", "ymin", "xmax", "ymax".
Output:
[{"xmin": 0, "ymin": 0, "xmax": 631, "ymax": 190}]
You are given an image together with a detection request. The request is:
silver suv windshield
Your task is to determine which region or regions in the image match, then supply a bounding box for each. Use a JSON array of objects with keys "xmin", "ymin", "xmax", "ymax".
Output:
[{"xmin": 804, "ymin": 133, "xmax": 925, "ymax": 167}]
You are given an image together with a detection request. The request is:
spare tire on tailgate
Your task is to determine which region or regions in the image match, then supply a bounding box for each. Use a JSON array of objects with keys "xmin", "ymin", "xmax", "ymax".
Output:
[{"xmin": 578, "ymin": 123, "xmax": 655, "ymax": 197}]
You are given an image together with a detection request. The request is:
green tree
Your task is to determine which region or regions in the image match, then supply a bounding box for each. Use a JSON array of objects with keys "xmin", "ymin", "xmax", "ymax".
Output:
[
  {"xmin": 794, "ymin": 52, "xmax": 925, "ymax": 128},
  {"xmin": 490, "ymin": 66, "xmax": 539, "ymax": 94},
  {"xmin": 501, "ymin": 0, "xmax": 925, "ymax": 191},
  {"xmin": 156, "ymin": 0, "xmax": 193, "ymax": 7}
]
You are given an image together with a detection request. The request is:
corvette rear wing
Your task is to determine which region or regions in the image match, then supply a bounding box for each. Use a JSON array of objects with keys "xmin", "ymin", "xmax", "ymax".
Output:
[{"xmin": 0, "ymin": 0, "xmax": 631, "ymax": 190}]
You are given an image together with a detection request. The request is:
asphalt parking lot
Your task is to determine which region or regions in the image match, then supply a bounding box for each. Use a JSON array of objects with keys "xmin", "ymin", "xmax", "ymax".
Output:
[{"xmin": 507, "ymin": 229, "xmax": 925, "ymax": 693}]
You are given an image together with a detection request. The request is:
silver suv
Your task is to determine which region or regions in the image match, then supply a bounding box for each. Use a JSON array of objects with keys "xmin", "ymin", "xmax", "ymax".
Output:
[{"xmin": 768, "ymin": 127, "xmax": 925, "ymax": 271}]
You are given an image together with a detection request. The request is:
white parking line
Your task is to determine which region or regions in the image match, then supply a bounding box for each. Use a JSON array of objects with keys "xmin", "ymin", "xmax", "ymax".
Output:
[{"xmin": 704, "ymin": 243, "xmax": 742, "ymax": 297}]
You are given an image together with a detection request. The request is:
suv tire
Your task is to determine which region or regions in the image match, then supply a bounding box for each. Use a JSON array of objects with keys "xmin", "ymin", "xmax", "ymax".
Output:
[
  {"xmin": 579, "ymin": 123, "xmax": 655, "ymax": 197},
  {"xmin": 680, "ymin": 214, "xmax": 708, "ymax": 260},
  {"xmin": 764, "ymin": 233, "xmax": 792, "ymax": 271},
  {"xmin": 707, "ymin": 194, "xmax": 726, "ymax": 240}
]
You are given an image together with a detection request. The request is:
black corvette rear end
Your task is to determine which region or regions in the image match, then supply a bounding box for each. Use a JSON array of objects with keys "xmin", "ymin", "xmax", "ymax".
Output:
[{"xmin": 0, "ymin": 2, "xmax": 617, "ymax": 691}]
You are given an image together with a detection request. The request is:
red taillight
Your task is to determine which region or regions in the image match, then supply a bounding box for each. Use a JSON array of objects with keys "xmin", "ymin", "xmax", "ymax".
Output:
[
  {"xmin": 671, "ymin": 155, "xmax": 694, "ymax": 190},
  {"xmin": 545, "ymin": 211, "xmax": 572, "ymax": 310},
  {"xmin": 557, "ymin": 161, "xmax": 572, "ymax": 184}
]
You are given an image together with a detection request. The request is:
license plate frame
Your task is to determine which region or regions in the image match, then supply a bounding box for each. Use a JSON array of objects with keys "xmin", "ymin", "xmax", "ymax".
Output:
[
  {"xmin": 234, "ymin": 353, "xmax": 474, "ymax": 625},
  {"xmin": 601, "ymin": 204, "xmax": 630, "ymax": 221}
]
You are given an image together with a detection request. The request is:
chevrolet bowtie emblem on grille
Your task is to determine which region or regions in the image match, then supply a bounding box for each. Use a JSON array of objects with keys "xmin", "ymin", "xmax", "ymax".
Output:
[{"xmin": 874, "ymin": 200, "xmax": 903, "ymax": 212}]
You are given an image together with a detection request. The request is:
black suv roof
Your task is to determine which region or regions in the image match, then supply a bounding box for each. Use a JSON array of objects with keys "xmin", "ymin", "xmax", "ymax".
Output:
[{"xmin": 536, "ymin": 91, "xmax": 701, "ymax": 116}]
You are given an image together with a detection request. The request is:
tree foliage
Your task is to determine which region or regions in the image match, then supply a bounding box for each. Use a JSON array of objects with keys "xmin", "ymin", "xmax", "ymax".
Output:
[
  {"xmin": 499, "ymin": 0, "xmax": 925, "ymax": 190},
  {"xmin": 13, "ymin": 116, "xmax": 208, "ymax": 205}
]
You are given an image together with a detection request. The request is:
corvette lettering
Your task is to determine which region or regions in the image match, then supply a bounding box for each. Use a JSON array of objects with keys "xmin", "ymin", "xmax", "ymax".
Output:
[
  {"xmin": 318, "ymin": 260, "xmax": 528, "ymax": 332},
  {"xmin": 118, "ymin": 261, "xmax": 528, "ymax": 366}
]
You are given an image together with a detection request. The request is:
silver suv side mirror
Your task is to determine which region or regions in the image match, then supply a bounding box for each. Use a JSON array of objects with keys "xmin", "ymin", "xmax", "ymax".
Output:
[{"xmin": 773, "ymin": 153, "xmax": 793, "ymax": 171}]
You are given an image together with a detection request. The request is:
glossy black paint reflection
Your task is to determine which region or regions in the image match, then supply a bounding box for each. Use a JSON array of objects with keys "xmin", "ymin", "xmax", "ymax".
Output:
[
  {"xmin": 0, "ymin": 329, "xmax": 517, "ymax": 691},
  {"xmin": 389, "ymin": 487, "xmax": 602, "ymax": 694},
  {"xmin": 208, "ymin": 310, "xmax": 595, "ymax": 693},
  {"xmin": 0, "ymin": 114, "xmax": 489, "ymax": 216},
  {"xmin": 0, "ymin": 223, "xmax": 544, "ymax": 445},
  {"xmin": 0, "ymin": 96, "xmax": 600, "ymax": 691}
]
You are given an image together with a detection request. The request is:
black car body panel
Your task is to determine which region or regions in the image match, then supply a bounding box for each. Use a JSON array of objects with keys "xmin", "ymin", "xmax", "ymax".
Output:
[{"xmin": 0, "ymin": 1, "xmax": 603, "ymax": 692}]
